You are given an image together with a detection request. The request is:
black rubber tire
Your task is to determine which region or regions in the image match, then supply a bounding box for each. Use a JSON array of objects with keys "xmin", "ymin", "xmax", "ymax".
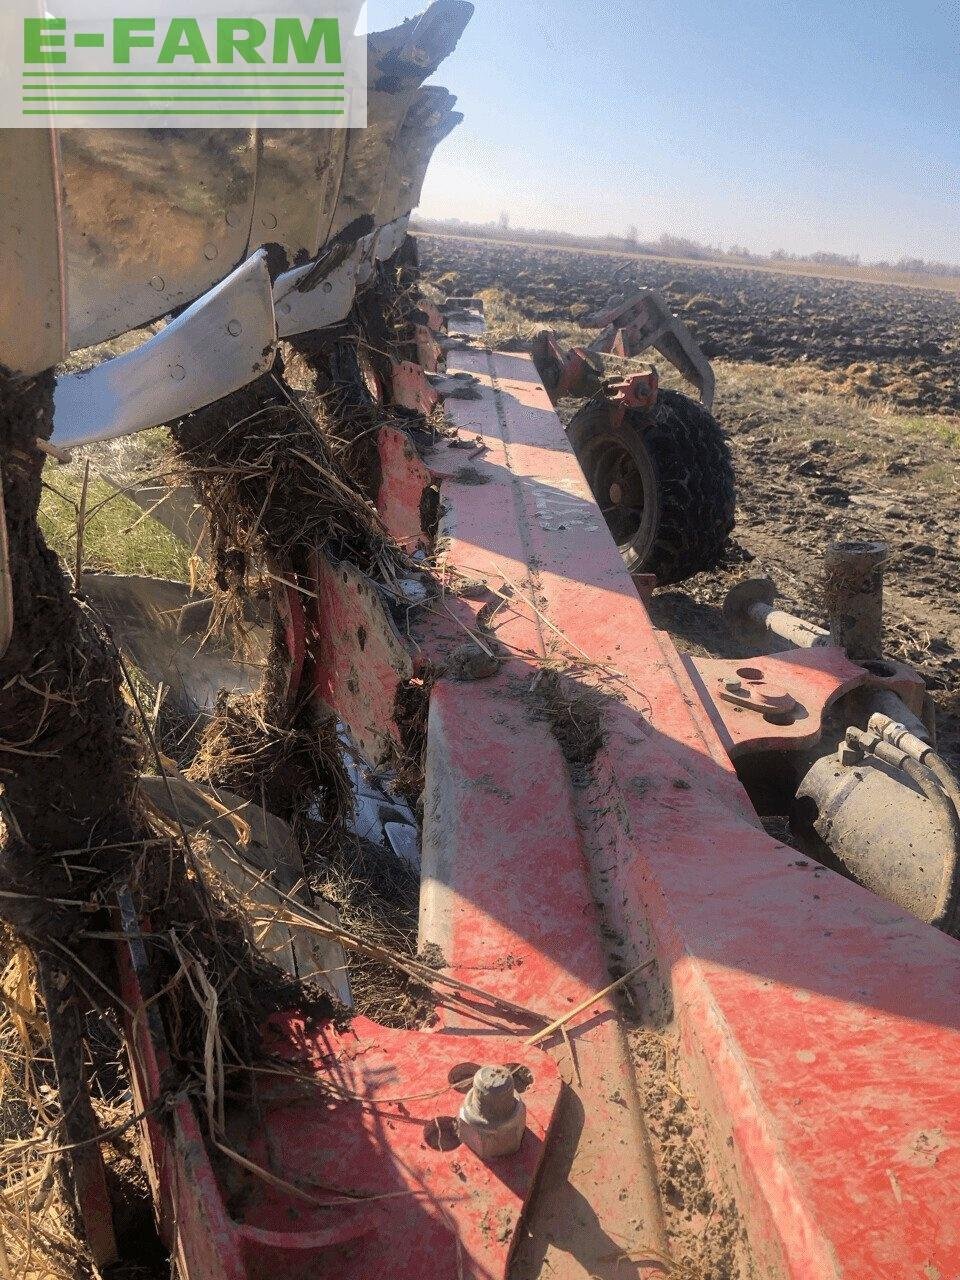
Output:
[{"xmin": 567, "ymin": 388, "xmax": 736, "ymax": 584}]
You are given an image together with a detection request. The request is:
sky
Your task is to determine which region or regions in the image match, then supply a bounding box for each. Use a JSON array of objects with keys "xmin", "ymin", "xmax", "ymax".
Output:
[{"xmin": 368, "ymin": 0, "xmax": 960, "ymax": 263}]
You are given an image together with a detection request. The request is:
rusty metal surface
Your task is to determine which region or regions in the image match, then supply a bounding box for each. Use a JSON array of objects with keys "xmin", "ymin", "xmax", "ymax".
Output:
[{"xmin": 823, "ymin": 538, "xmax": 889, "ymax": 659}]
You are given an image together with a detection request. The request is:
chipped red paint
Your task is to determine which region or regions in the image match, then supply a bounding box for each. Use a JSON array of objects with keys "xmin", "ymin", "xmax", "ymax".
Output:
[
  {"xmin": 376, "ymin": 423, "xmax": 435, "ymax": 550},
  {"xmin": 391, "ymin": 359, "xmax": 441, "ymax": 415}
]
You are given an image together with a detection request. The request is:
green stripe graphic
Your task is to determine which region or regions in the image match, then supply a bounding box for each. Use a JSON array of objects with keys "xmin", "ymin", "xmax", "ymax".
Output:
[
  {"xmin": 22, "ymin": 70, "xmax": 344, "ymax": 77},
  {"xmin": 23, "ymin": 95, "xmax": 346, "ymax": 101},
  {"xmin": 22, "ymin": 108, "xmax": 346, "ymax": 115}
]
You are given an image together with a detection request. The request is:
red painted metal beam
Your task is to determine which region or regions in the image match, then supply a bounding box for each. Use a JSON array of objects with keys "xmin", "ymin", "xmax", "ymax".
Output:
[{"xmin": 416, "ymin": 338, "xmax": 960, "ymax": 1278}]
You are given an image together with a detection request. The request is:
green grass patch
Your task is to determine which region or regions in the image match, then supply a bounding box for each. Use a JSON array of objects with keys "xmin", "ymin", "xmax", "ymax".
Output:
[
  {"xmin": 40, "ymin": 464, "xmax": 190, "ymax": 579},
  {"xmin": 881, "ymin": 412, "xmax": 960, "ymax": 448}
]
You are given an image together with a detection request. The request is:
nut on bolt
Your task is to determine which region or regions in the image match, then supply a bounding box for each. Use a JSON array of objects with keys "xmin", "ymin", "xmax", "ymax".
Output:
[{"xmin": 456, "ymin": 1065, "xmax": 526, "ymax": 1159}]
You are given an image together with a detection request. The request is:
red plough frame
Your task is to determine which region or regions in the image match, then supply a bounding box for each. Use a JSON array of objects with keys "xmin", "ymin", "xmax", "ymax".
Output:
[{"xmin": 122, "ymin": 304, "xmax": 960, "ymax": 1280}]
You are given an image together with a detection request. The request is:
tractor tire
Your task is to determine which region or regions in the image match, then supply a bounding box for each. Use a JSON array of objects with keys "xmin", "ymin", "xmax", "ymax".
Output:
[{"xmin": 567, "ymin": 388, "xmax": 736, "ymax": 584}]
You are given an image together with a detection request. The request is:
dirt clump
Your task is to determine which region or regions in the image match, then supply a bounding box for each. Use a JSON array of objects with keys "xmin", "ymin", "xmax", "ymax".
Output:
[{"xmin": 632, "ymin": 1026, "xmax": 753, "ymax": 1280}]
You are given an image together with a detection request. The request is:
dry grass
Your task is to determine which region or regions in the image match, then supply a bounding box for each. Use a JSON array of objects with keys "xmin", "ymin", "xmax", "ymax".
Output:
[
  {"xmin": 170, "ymin": 378, "xmax": 408, "ymax": 605},
  {"xmin": 710, "ymin": 359, "xmax": 960, "ymax": 491},
  {"xmin": 305, "ymin": 827, "xmax": 432, "ymax": 1028},
  {"xmin": 478, "ymin": 287, "xmax": 592, "ymax": 352}
]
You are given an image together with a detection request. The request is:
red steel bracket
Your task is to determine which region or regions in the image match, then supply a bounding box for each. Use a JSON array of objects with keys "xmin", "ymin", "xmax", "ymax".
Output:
[
  {"xmin": 414, "ymin": 323, "xmax": 443, "ymax": 373},
  {"xmin": 391, "ymin": 358, "xmax": 441, "ymax": 416},
  {"xmin": 530, "ymin": 330, "xmax": 602, "ymax": 398},
  {"xmin": 309, "ymin": 552, "xmax": 413, "ymax": 766},
  {"xmin": 376, "ymin": 422, "xmax": 435, "ymax": 551},
  {"xmin": 118, "ymin": 894, "xmax": 560, "ymax": 1280},
  {"xmin": 607, "ymin": 368, "xmax": 659, "ymax": 425},
  {"xmin": 416, "ymin": 301, "xmax": 447, "ymax": 333},
  {"xmin": 686, "ymin": 646, "xmax": 926, "ymax": 757},
  {"xmin": 425, "ymin": 340, "xmax": 960, "ymax": 1278},
  {"xmin": 117, "ymin": 318, "xmax": 960, "ymax": 1280}
]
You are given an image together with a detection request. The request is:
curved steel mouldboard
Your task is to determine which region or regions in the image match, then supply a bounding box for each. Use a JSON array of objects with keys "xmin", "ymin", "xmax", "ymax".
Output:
[
  {"xmin": 0, "ymin": 128, "xmax": 68, "ymax": 377},
  {"xmin": 53, "ymin": 251, "xmax": 277, "ymax": 446},
  {"xmin": 61, "ymin": 128, "xmax": 260, "ymax": 351},
  {"xmin": 1, "ymin": 4, "xmax": 473, "ymax": 375}
]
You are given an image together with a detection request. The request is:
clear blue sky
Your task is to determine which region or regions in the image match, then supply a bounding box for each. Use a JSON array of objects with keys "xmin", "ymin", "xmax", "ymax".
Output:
[{"xmin": 369, "ymin": 0, "xmax": 959, "ymax": 263}]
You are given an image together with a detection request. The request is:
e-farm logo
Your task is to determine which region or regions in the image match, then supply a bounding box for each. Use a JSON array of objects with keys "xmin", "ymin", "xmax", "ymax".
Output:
[{"xmin": 0, "ymin": 2, "xmax": 366, "ymax": 127}]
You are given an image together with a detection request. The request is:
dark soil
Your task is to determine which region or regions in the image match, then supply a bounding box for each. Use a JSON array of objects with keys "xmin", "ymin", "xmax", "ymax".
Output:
[
  {"xmin": 420, "ymin": 234, "xmax": 960, "ymax": 414},
  {"xmin": 650, "ymin": 369, "xmax": 960, "ymax": 770},
  {"xmin": 0, "ymin": 370, "xmax": 141, "ymax": 934}
]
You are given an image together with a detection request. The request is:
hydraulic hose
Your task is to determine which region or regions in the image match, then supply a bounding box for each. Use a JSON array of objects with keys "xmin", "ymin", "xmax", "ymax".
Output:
[
  {"xmin": 846, "ymin": 726, "xmax": 960, "ymax": 933},
  {"xmin": 868, "ymin": 712, "xmax": 960, "ymax": 821}
]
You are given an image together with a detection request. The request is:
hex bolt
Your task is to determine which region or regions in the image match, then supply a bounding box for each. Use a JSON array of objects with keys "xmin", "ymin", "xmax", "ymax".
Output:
[
  {"xmin": 823, "ymin": 540, "xmax": 888, "ymax": 660},
  {"xmin": 457, "ymin": 1065, "xmax": 526, "ymax": 1159}
]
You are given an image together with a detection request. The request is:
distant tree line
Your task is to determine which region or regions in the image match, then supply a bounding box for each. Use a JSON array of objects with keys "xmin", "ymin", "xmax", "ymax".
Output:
[{"xmin": 412, "ymin": 217, "xmax": 960, "ymax": 283}]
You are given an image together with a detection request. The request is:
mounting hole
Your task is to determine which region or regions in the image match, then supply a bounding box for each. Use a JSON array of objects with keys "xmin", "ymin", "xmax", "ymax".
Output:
[
  {"xmin": 423, "ymin": 1116, "xmax": 461, "ymax": 1151},
  {"xmin": 736, "ymin": 666, "xmax": 764, "ymax": 682},
  {"xmin": 448, "ymin": 1062, "xmax": 480, "ymax": 1093},
  {"xmin": 861, "ymin": 659, "xmax": 896, "ymax": 678},
  {"xmin": 505, "ymin": 1064, "xmax": 534, "ymax": 1093}
]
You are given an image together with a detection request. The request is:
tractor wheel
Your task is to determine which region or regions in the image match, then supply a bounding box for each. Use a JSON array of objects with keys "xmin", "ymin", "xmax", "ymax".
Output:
[{"xmin": 567, "ymin": 388, "xmax": 736, "ymax": 584}]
